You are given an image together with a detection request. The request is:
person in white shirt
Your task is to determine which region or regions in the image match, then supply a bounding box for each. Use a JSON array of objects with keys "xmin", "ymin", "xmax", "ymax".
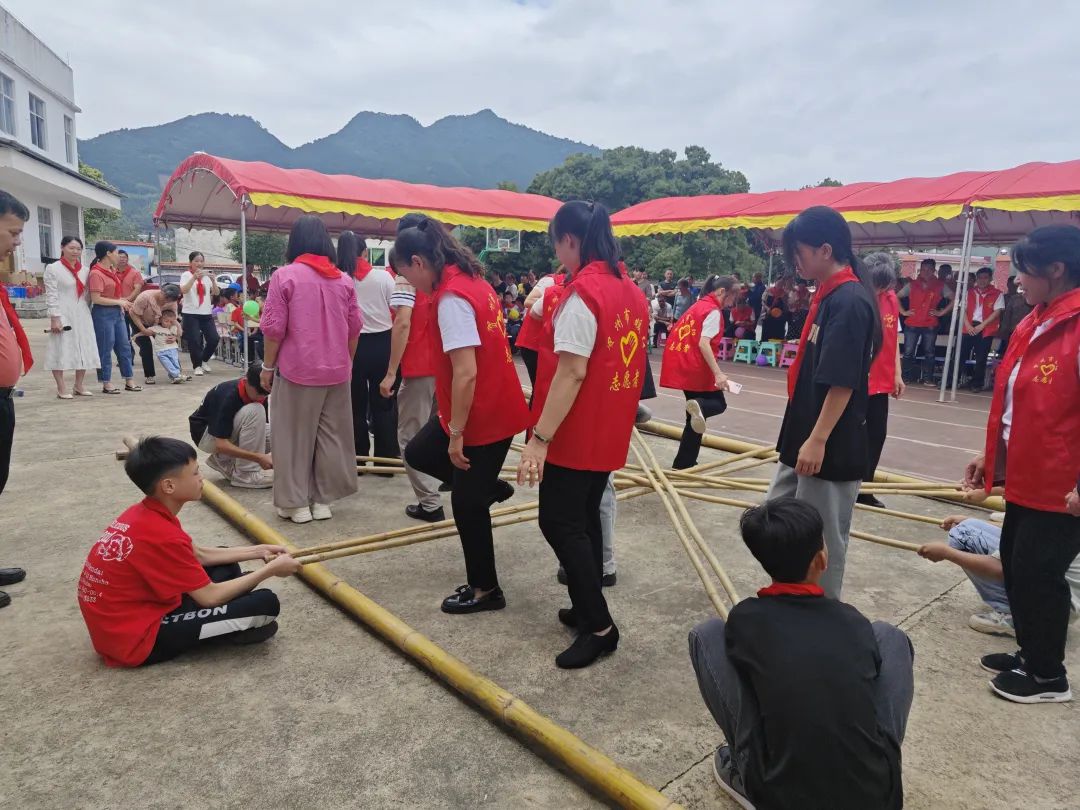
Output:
[
  {"xmin": 179, "ymin": 251, "xmax": 220, "ymax": 376},
  {"xmin": 957, "ymin": 266, "xmax": 1006, "ymax": 390},
  {"xmin": 339, "ymin": 231, "xmax": 398, "ymax": 464}
]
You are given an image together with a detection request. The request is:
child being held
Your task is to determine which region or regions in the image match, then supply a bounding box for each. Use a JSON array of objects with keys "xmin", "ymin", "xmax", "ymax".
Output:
[{"xmin": 145, "ymin": 309, "xmax": 188, "ymax": 383}]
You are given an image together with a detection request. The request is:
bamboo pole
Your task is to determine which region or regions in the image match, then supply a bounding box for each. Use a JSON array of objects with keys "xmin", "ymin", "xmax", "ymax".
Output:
[
  {"xmin": 356, "ymin": 455, "xmax": 407, "ymax": 466},
  {"xmin": 197, "ymin": 480, "xmax": 680, "ymax": 810}
]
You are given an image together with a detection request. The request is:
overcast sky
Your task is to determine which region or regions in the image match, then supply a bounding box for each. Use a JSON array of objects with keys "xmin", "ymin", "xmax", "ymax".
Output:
[{"xmin": 10, "ymin": 0, "xmax": 1079, "ymax": 190}]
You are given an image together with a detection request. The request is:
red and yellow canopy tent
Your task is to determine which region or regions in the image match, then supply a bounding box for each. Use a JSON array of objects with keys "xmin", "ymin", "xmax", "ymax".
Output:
[{"xmin": 152, "ymin": 152, "xmax": 561, "ymax": 237}]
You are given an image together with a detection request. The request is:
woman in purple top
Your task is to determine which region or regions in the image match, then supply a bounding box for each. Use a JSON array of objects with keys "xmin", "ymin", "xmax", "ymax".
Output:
[{"xmin": 259, "ymin": 215, "xmax": 363, "ymax": 523}]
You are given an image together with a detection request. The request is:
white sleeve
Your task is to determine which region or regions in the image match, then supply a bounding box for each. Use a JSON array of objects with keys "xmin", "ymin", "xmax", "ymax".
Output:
[
  {"xmin": 553, "ymin": 292, "xmax": 597, "ymax": 357},
  {"xmin": 993, "ymin": 294, "xmax": 1005, "ymax": 312},
  {"xmin": 530, "ymin": 296, "xmax": 545, "ymax": 320},
  {"xmin": 701, "ymin": 310, "xmax": 722, "ymax": 339},
  {"xmin": 43, "ymin": 265, "xmax": 61, "ymax": 318},
  {"xmin": 942, "ymin": 285, "xmax": 954, "ymax": 300},
  {"xmin": 537, "ymin": 276, "xmax": 556, "ymax": 293},
  {"xmin": 897, "ymin": 283, "xmax": 911, "ymax": 298},
  {"xmin": 437, "ymin": 294, "xmax": 481, "ymax": 352}
]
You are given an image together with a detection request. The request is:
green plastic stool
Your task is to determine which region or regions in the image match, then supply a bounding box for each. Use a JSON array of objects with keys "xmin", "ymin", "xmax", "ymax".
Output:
[
  {"xmin": 757, "ymin": 342, "xmax": 780, "ymax": 367},
  {"xmin": 733, "ymin": 339, "xmax": 758, "ymax": 364}
]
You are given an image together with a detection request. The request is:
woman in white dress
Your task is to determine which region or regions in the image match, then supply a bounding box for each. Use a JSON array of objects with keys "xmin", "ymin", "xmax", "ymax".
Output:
[{"xmin": 43, "ymin": 235, "xmax": 100, "ymax": 398}]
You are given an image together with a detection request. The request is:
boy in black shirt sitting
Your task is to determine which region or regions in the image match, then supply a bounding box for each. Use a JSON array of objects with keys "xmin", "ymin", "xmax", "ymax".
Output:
[{"xmin": 689, "ymin": 498, "xmax": 914, "ymax": 810}]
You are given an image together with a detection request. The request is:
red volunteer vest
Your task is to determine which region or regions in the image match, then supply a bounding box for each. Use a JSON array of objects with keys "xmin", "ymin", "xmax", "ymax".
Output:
[
  {"xmin": 431, "ymin": 265, "xmax": 531, "ymax": 445},
  {"xmin": 906, "ymin": 278, "xmax": 945, "ymax": 328},
  {"xmin": 659, "ymin": 296, "xmax": 724, "ymax": 392},
  {"xmin": 531, "ymin": 262, "xmax": 648, "ymax": 472},
  {"xmin": 983, "ymin": 288, "xmax": 1080, "ymax": 512},
  {"xmin": 400, "ymin": 289, "xmax": 436, "ymax": 378},
  {"xmin": 515, "ymin": 273, "xmax": 565, "ymax": 352},
  {"xmin": 868, "ymin": 290, "xmax": 901, "ymax": 395},
  {"xmin": 967, "ymin": 286, "xmax": 1002, "ymax": 337}
]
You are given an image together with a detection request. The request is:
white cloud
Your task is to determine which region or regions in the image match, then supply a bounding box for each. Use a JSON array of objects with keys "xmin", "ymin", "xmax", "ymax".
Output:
[{"xmin": 8, "ymin": 0, "xmax": 1080, "ymax": 190}]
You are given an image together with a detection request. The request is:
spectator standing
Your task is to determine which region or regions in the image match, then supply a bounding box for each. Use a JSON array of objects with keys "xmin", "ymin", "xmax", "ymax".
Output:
[
  {"xmin": 116, "ymin": 249, "xmax": 143, "ymax": 331},
  {"xmin": 88, "ymin": 241, "xmax": 140, "ymax": 394},
  {"xmin": 747, "ymin": 272, "xmax": 767, "ymax": 322},
  {"xmin": 957, "ymin": 267, "xmax": 1004, "ymax": 389},
  {"xmin": 179, "ymin": 251, "xmax": 220, "ymax": 376},
  {"xmin": 898, "ymin": 258, "xmax": 952, "ymax": 385},
  {"xmin": 672, "ymin": 278, "xmax": 695, "ymax": 320},
  {"xmin": 996, "ymin": 275, "xmax": 1032, "ymax": 357},
  {"xmin": 129, "ymin": 284, "xmax": 181, "ymax": 385},
  {"xmin": 43, "ymin": 235, "xmax": 100, "ymax": 398}
]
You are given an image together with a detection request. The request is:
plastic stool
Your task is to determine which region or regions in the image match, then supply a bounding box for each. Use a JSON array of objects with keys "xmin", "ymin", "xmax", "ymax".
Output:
[
  {"xmin": 780, "ymin": 341, "xmax": 799, "ymax": 367},
  {"xmin": 757, "ymin": 342, "xmax": 780, "ymax": 367},
  {"xmin": 717, "ymin": 337, "xmax": 735, "ymax": 361},
  {"xmin": 733, "ymin": 339, "xmax": 758, "ymax": 364}
]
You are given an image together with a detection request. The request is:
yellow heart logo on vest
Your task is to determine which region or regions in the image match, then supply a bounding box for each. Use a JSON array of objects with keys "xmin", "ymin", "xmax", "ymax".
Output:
[
  {"xmin": 620, "ymin": 331, "xmax": 639, "ymax": 367},
  {"xmin": 677, "ymin": 323, "xmax": 693, "ymax": 341}
]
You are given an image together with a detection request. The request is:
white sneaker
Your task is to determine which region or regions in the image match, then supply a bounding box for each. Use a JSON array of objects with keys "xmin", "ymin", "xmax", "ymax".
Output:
[
  {"xmin": 194, "ymin": 367, "xmax": 205, "ymax": 376},
  {"xmin": 989, "ymin": 511, "xmax": 1005, "ymax": 524},
  {"xmin": 686, "ymin": 399, "xmax": 707, "ymax": 434},
  {"xmin": 231, "ymin": 471, "xmax": 273, "ymax": 489},
  {"xmin": 311, "ymin": 503, "xmax": 332, "ymax": 520},
  {"xmin": 277, "ymin": 506, "xmax": 313, "ymax": 524},
  {"xmin": 206, "ymin": 455, "xmax": 231, "ymax": 478},
  {"xmin": 969, "ymin": 610, "xmax": 1016, "ymax": 637},
  {"xmin": 202, "ymin": 360, "xmax": 213, "ymax": 373}
]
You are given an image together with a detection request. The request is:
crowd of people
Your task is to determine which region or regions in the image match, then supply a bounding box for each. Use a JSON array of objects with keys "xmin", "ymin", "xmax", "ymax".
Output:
[{"xmin": 1, "ymin": 181, "xmax": 1078, "ymax": 808}]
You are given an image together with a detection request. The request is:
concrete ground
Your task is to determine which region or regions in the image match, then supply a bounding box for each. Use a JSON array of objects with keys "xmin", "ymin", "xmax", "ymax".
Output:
[{"xmin": 1, "ymin": 333, "xmax": 1076, "ymax": 809}]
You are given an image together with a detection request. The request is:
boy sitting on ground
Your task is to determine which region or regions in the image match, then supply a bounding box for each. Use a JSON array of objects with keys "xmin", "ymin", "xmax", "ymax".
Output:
[
  {"xmin": 189, "ymin": 363, "xmax": 273, "ymax": 489},
  {"xmin": 688, "ymin": 497, "xmax": 913, "ymax": 810},
  {"xmin": 919, "ymin": 514, "xmax": 1080, "ymax": 637},
  {"xmin": 78, "ymin": 437, "xmax": 300, "ymax": 667}
]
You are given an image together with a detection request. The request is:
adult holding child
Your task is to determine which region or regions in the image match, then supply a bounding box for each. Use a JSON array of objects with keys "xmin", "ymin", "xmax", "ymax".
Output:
[
  {"xmin": 129, "ymin": 283, "xmax": 182, "ymax": 385},
  {"xmin": 43, "ymin": 235, "xmax": 99, "ymax": 398},
  {"xmin": 88, "ymin": 240, "xmax": 140, "ymax": 394},
  {"xmin": 179, "ymin": 251, "xmax": 220, "ymax": 376},
  {"xmin": 965, "ymin": 224, "xmax": 1080, "ymax": 704}
]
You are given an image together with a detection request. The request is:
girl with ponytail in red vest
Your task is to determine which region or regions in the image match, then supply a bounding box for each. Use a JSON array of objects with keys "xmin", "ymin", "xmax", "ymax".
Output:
[
  {"xmin": 517, "ymin": 267, "xmax": 567, "ymax": 387},
  {"xmin": 518, "ymin": 201, "xmax": 648, "ymax": 669},
  {"xmin": 395, "ymin": 216, "xmax": 531, "ymax": 615},
  {"xmin": 659, "ymin": 274, "xmax": 737, "ymax": 470},
  {"xmin": 965, "ymin": 225, "xmax": 1080, "ymax": 704},
  {"xmin": 769, "ymin": 206, "xmax": 881, "ymax": 599},
  {"xmin": 956, "ymin": 266, "xmax": 1004, "ymax": 390}
]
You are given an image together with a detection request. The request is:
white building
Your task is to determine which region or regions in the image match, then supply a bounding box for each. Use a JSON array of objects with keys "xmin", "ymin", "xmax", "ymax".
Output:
[{"xmin": 0, "ymin": 5, "xmax": 120, "ymax": 277}]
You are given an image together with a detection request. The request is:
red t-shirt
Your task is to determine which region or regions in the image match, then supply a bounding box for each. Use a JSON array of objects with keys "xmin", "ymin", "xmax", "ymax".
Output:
[{"xmin": 78, "ymin": 498, "xmax": 211, "ymax": 667}]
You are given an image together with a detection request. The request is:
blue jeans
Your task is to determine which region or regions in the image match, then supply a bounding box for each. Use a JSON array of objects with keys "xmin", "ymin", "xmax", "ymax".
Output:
[
  {"xmin": 902, "ymin": 326, "xmax": 938, "ymax": 382},
  {"xmin": 948, "ymin": 519, "xmax": 1009, "ymax": 614},
  {"xmin": 91, "ymin": 305, "xmax": 133, "ymax": 383},
  {"xmin": 156, "ymin": 348, "xmax": 182, "ymax": 379}
]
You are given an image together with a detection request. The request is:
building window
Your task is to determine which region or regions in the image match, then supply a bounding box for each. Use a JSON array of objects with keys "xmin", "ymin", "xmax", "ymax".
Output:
[
  {"xmin": 0, "ymin": 73, "xmax": 14, "ymax": 136},
  {"xmin": 29, "ymin": 93, "xmax": 46, "ymax": 149},
  {"xmin": 38, "ymin": 207, "xmax": 54, "ymax": 261},
  {"xmin": 60, "ymin": 203, "xmax": 80, "ymax": 241},
  {"xmin": 64, "ymin": 115, "xmax": 75, "ymax": 163}
]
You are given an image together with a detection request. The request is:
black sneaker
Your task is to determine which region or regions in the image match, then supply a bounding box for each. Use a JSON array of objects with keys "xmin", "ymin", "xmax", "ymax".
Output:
[
  {"xmin": 635, "ymin": 404, "xmax": 653, "ymax": 425},
  {"xmin": 712, "ymin": 745, "xmax": 754, "ymax": 809},
  {"xmin": 0, "ymin": 590, "xmax": 9, "ymax": 609},
  {"xmin": 441, "ymin": 585, "xmax": 506, "ymax": 614},
  {"xmin": 856, "ymin": 494, "xmax": 887, "ymax": 509},
  {"xmin": 228, "ymin": 620, "xmax": 279, "ymax": 645},
  {"xmin": 0, "ymin": 567, "xmax": 26, "ymax": 586},
  {"xmin": 488, "ymin": 480, "xmax": 514, "ymax": 509},
  {"xmin": 990, "ymin": 669, "xmax": 1072, "ymax": 704},
  {"xmin": 980, "ymin": 650, "xmax": 1022, "ymax": 674},
  {"xmin": 555, "ymin": 625, "xmax": 619, "ymax": 669},
  {"xmin": 405, "ymin": 503, "xmax": 446, "ymax": 523}
]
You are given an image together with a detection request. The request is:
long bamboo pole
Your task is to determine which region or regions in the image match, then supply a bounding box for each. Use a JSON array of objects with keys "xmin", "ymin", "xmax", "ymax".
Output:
[{"xmin": 198, "ymin": 481, "xmax": 680, "ymax": 810}]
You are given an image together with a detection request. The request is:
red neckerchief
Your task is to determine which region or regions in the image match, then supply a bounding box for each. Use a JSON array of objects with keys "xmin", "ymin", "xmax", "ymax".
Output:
[
  {"xmin": 787, "ymin": 266, "xmax": 859, "ymax": 398},
  {"xmin": 194, "ymin": 274, "xmax": 206, "ymax": 306},
  {"xmin": 296, "ymin": 253, "xmax": 342, "ymax": 279},
  {"xmin": 237, "ymin": 378, "xmax": 267, "ymax": 405},
  {"xmin": 971, "ymin": 285, "xmax": 998, "ymax": 316},
  {"xmin": 0, "ymin": 285, "xmax": 33, "ymax": 373},
  {"xmin": 354, "ymin": 257, "xmax": 373, "ymax": 282},
  {"xmin": 758, "ymin": 582, "xmax": 825, "ymax": 597},
  {"xmin": 93, "ymin": 262, "xmax": 126, "ymax": 300},
  {"xmin": 61, "ymin": 258, "xmax": 85, "ymax": 297}
]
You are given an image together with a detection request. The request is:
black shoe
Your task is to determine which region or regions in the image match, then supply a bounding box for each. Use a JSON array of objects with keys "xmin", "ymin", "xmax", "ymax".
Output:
[
  {"xmin": 555, "ymin": 625, "xmax": 620, "ymax": 669},
  {"xmin": 488, "ymin": 480, "xmax": 514, "ymax": 509},
  {"xmin": 229, "ymin": 620, "xmax": 279, "ymax": 645},
  {"xmin": 557, "ymin": 569, "xmax": 617, "ymax": 587},
  {"xmin": 990, "ymin": 669, "xmax": 1072, "ymax": 704},
  {"xmin": 712, "ymin": 745, "xmax": 754, "ymax": 810},
  {"xmin": 0, "ymin": 567, "xmax": 25, "ymax": 586},
  {"xmin": 856, "ymin": 494, "xmax": 886, "ymax": 509},
  {"xmin": 635, "ymin": 404, "xmax": 653, "ymax": 425},
  {"xmin": 438, "ymin": 481, "xmax": 452, "ymax": 492},
  {"xmin": 441, "ymin": 585, "xmax": 506, "ymax": 614},
  {"xmin": 980, "ymin": 650, "xmax": 1022, "ymax": 675},
  {"xmin": 405, "ymin": 503, "xmax": 446, "ymax": 523},
  {"xmin": 0, "ymin": 590, "xmax": 9, "ymax": 609},
  {"xmin": 557, "ymin": 568, "xmax": 567, "ymax": 585},
  {"xmin": 558, "ymin": 608, "xmax": 578, "ymax": 628}
]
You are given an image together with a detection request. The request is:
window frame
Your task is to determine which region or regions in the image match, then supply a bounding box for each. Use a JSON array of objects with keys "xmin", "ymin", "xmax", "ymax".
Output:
[
  {"xmin": 29, "ymin": 92, "xmax": 47, "ymax": 149},
  {"xmin": 0, "ymin": 73, "xmax": 15, "ymax": 136},
  {"xmin": 63, "ymin": 114, "xmax": 75, "ymax": 163},
  {"xmin": 37, "ymin": 206, "xmax": 54, "ymax": 261}
]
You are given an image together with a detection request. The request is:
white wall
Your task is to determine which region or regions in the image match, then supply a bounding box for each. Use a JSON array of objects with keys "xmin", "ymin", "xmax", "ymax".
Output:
[
  {"xmin": 3, "ymin": 182, "xmax": 81, "ymax": 274},
  {"xmin": 0, "ymin": 6, "xmax": 79, "ymax": 167}
]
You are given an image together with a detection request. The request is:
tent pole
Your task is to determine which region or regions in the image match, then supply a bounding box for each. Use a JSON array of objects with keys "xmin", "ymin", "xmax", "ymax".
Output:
[
  {"xmin": 240, "ymin": 201, "xmax": 248, "ymax": 369},
  {"xmin": 948, "ymin": 211, "xmax": 977, "ymax": 401},
  {"xmin": 766, "ymin": 250, "xmax": 774, "ymax": 284},
  {"xmin": 938, "ymin": 211, "xmax": 974, "ymax": 402}
]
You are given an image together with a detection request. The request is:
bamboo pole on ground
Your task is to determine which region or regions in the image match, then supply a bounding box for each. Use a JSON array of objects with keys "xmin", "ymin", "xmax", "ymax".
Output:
[{"xmin": 197, "ymin": 480, "xmax": 680, "ymax": 810}]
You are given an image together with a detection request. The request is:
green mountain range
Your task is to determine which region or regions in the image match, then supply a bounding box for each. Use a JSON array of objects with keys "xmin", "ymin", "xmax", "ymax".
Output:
[{"xmin": 78, "ymin": 109, "xmax": 600, "ymax": 227}]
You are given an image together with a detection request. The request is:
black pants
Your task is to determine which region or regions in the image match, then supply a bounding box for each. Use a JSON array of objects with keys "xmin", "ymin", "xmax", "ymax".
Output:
[
  {"xmin": 999, "ymin": 503, "xmax": 1080, "ymax": 679},
  {"xmin": 958, "ymin": 329, "xmax": 994, "ymax": 388},
  {"xmin": 520, "ymin": 347, "xmax": 539, "ymax": 387},
  {"xmin": 653, "ymin": 321, "xmax": 669, "ymax": 346},
  {"xmin": 0, "ymin": 393, "xmax": 13, "ymax": 496},
  {"xmin": 141, "ymin": 563, "xmax": 281, "ymax": 666},
  {"xmin": 182, "ymin": 313, "xmax": 219, "ymax": 369},
  {"xmin": 405, "ymin": 416, "xmax": 512, "ymax": 590},
  {"xmin": 352, "ymin": 330, "xmax": 398, "ymax": 458},
  {"xmin": 131, "ymin": 327, "xmax": 156, "ymax": 379},
  {"xmin": 538, "ymin": 463, "xmax": 613, "ymax": 633},
  {"xmin": 641, "ymin": 358, "xmax": 657, "ymax": 400},
  {"xmin": 672, "ymin": 389, "xmax": 727, "ymax": 469},
  {"xmin": 864, "ymin": 393, "xmax": 889, "ymax": 481}
]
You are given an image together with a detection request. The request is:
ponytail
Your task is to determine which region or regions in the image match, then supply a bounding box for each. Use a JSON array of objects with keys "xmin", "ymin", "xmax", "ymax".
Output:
[
  {"xmin": 700, "ymin": 274, "xmax": 736, "ymax": 300},
  {"xmin": 549, "ymin": 200, "xmax": 621, "ymax": 277},
  {"xmin": 393, "ymin": 214, "xmax": 485, "ymax": 281},
  {"xmin": 92, "ymin": 240, "xmax": 117, "ymax": 269}
]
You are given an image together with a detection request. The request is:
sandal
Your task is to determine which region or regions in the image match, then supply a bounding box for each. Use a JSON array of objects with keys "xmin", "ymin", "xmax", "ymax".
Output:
[
  {"xmin": 102, "ymin": 387, "xmax": 122, "ymax": 395},
  {"xmin": 124, "ymin": 384, "xmax": 143, "ymax": 392},
  {"xmin": 144, "ymin": 378, "xmax": 156, "ymax": 386},
  {"xmin": 56, "ymin": 393, "xmax": 73, "ymax": 400},
  {"xmin": 73, "ymin": 389, "xmax": 93, "ymax": 397}
]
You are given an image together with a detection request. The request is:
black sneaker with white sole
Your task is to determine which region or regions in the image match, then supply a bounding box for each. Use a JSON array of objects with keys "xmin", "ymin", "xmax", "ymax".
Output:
[
  {"xmin": 712, "ymin": 745, "xmax": 755, "ymax": 809},
  {"xmin": 990, "ymin": 668, "xmax": 1072, "ymax": 704},
  {"xmin": 980, "ymin": 650, "xmax": 1022, "ymax": 674}
]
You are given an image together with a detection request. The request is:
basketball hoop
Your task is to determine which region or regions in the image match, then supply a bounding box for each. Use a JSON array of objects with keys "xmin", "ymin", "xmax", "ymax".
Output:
[{"xmin": 486, "ymin": 228, "xmax": 521, "ymax": 253}]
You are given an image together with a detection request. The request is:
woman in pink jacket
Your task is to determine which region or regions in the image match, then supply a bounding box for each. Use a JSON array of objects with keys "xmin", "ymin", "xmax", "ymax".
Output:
[{"xmin": 259, "ymin": 216, "xmax": 363, "ymax": 523}]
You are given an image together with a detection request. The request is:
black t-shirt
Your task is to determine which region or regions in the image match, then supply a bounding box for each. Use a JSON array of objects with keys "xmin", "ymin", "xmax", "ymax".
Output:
[
  {"xmin": 777, "ymin": 282, "xmax": 874, "ymax": 481},
  {"xmin": 726, "ymin": 594, "xmax": 903, "ymax": 810},
  {"xmin": 189, "ymin": 379, "xmax": 265, "ymax": 444}
]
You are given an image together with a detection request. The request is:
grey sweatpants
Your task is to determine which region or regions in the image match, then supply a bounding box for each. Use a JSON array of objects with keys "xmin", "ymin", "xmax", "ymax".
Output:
[
  {"xmin": 767, "ymin": 463, "xmax": 860, "ymax": 598},
  {"xmin": 688, "ymin": 617, "xmax": 914, "ymax": 784},
  {"xmin": 197, "ymin": 402, "xmax": 269, "ymax": 483},
  {"xmin": 396, "ymin": 375, "xmax": 441, "ymax": 510}
]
